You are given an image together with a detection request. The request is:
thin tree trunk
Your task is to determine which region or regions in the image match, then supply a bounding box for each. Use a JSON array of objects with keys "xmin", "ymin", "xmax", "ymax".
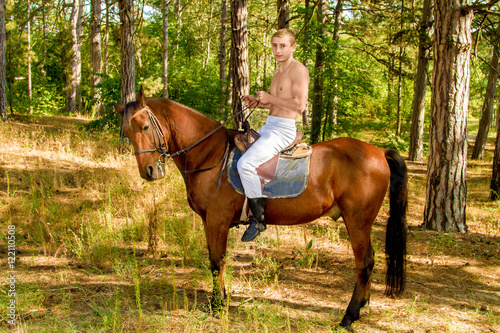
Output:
[
  {"xmin": 310, "ymin": 0, "xmax": 326, "ymax": 144},
  {"xmin": 41, "ymin": 0, "xmax": 46, "ymax": 77},
  {"xmin": 471, "ymin": 22, "xmax": 500, "ymax": 160},
  {"xmin": 409, "ymin": 0, "xmax": 432, "ymax": 161},
  {"xmin": 422, "ymin": 0, "xmax": 473, "ymax": 232},
  {"xmin": 491, "ymin": 100, "xmax": 500, "ymax": 200},
  {"xmin": 162, "ymin": 0, "xmax": 169, "ymax": 98},
  {"xmin": 102, "ymin": 0, "xmax": 110, "ymax": 75},
  {"xmin": 218, "ymin": 0, "xmax": 227, "ymax": 113},
  {"xmin": 230, "ymin": 0, "xmax": 249, "ymax": 130},
  {"xmin": 118, "ymin": 0, "xmax": 135, "ymax": 105},
  {"xmin": 277, "ymin": 0, "xmax": 289, "ymax": 29},
  {"xmin": 301, "ymin": 0, "xmax": 310, "ymax": 127},
  {"xmin": 27, "ymin": 0, "xmax": 32, "ymax": 114},
  {"xmin": 396, "ymin": 51, "xmax": 403, "ymax": 136},
  {"xmin": 90, "ymin": 0, "xmax": 103, "ymax": 116},
  {"xmin": 67, "ymin": 0, "xmax": 83, "ymax": 113},
  {"xmin": 395, "ymin": 0, "xmax": 405, "ymax": 136},
  {"xmin": 0, "ymin": 0, "xmax": 7, "ymax": 121},
  {"xmin": 330, "ymin": 0, "xmax": 343, "ymax": 128},
  {"xmin": 174, "ymin": 0, "xmax": 182, "ymax": 54}
]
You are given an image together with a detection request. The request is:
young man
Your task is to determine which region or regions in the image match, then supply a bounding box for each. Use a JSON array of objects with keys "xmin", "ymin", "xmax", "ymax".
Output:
[{"xmin": 238, "ymin": 29, "xmax": 310, "ymax": 242}]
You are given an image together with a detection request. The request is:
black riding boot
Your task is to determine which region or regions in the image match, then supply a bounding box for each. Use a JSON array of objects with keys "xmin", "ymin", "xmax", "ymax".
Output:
[{"xmin": 241, "ymin": 198, "xmax": 267, "ymax": 242}]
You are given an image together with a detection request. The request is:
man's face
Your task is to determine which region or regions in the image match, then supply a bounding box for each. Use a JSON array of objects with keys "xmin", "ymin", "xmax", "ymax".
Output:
[{"xmin": 272, "ymin": 36, "xmax": 296, "ymax": 63}]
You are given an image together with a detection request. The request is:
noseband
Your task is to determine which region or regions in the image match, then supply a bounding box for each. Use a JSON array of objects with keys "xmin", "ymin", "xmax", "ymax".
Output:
[
  {"xmin": 134, "ymin": 109, "xmax": 168, "ymax": 156},
  {"xmin": 131, "ymin": 109, "xmax": 170, "ymax": 177}
]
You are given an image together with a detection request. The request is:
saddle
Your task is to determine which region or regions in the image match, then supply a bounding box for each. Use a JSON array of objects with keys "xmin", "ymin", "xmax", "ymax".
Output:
[{"xmin": 233, "ymin": 121, "xmax": 312, "ymax": 187}]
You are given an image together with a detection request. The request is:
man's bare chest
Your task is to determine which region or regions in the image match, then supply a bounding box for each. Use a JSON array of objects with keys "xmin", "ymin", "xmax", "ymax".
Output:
[{"xmin": 270, "ymin": 71, "xmax": 293, "ymax": 97}]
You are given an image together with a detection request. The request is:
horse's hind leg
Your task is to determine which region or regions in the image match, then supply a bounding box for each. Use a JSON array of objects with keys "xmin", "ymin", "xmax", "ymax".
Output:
[{"xmin": 339, "ymin": 226, "xmax": 375, "ymax": 332}]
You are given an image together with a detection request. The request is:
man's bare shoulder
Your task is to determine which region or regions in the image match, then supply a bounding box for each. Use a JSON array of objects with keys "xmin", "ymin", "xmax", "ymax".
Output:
[{"xmin": 290, "ymin": 60, "xmax": 309, "ymax": 80}]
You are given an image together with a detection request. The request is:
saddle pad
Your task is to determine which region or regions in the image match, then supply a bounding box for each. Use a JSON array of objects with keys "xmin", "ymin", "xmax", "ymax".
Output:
[{"xmin": 226, "ymin": 147, "xmax": 311, "ymax": 199}]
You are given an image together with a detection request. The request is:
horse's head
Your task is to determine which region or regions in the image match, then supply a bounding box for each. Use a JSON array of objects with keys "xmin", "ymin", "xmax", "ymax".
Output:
[{"xmin": 115, "ymin": 87, "xmax": 168, "ymax": 181}]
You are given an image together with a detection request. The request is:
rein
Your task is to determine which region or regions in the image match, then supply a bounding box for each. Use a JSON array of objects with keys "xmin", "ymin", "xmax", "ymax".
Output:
[{"xmin": 133, "ymin": 106, "xmax": 255, "ymax": 182}]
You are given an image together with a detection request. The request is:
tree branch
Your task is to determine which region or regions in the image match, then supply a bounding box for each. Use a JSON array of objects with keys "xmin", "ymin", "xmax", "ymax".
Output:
[
  {"xmin": 296, "ymin": 0, "xmax": 320, "ymax": 39},
  {"xmin": 462, "ymin": 0, "xmax": 499, "ymax": 13}
]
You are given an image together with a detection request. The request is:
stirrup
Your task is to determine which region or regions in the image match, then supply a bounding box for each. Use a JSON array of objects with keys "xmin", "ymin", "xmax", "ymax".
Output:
[{"xmin": 241, "ymin": 218, "xmax": 266, "ymax": 242}]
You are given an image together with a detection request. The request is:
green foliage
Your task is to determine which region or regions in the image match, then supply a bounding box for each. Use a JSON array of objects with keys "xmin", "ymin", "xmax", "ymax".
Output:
[
  {"xmin": 3, "ymin": 0, "xmax": 495, "ymax": 152},
  {"xmin": 373, "ymin": 132, "xmax": 410, "ymax": 152}
]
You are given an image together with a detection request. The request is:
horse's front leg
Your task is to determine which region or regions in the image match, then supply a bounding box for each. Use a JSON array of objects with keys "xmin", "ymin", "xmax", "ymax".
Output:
[{"xmin": 203, "ymin": 212, "xmax": 231, "ymax": 312}]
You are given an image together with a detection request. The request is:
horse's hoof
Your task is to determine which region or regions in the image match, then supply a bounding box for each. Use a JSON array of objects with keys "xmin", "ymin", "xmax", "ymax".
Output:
[
  {"xmin": 335, "ymin": 324, "xmax": 354, "ymax": 332},
  {"xmin": 209, "ymin": 297, "xmax": 226, "ymax": 314}
]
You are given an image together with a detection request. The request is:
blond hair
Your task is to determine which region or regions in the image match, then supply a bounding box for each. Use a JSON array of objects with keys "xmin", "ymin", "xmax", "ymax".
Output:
[{"xmin": 272, "ymin": 28, "xmax": 296, "ymax": 45}]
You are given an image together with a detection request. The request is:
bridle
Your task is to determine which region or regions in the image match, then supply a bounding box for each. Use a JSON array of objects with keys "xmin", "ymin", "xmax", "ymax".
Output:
[{"xmin": 127, "ymin": 105, "xmax": 254, "ymax": 183}]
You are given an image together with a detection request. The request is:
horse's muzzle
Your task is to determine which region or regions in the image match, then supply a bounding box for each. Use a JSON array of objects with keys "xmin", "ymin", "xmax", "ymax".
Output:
[{"xmin": 144, "ymin": 162, "xmax": 165, "ymax": 181}]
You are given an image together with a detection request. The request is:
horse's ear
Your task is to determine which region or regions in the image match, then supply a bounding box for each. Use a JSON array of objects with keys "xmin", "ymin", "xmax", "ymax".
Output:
[
  {"xmin": 114, "ymin": 103, "xmax": 124, "ymax": 115},
  {"xmin": 137, "ymin": 86, "xmax": 147, "ymax": 108}
]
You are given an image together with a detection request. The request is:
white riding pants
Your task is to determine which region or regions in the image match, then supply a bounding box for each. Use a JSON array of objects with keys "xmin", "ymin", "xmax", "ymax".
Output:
[{"xmin": 237, "ymin": 116, "xmax": 297, "ymax": 198}]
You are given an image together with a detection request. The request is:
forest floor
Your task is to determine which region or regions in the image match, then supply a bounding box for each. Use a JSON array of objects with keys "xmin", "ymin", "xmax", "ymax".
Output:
[{"xmin": 0, "ymin": 114, "xmax": 499, "ymax": 332}]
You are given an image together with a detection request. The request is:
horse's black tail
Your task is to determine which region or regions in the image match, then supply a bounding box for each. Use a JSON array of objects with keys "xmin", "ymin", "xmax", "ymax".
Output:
[{"xmin": 384, "ymin": 149, "xmax": 408, "ymax": 297}]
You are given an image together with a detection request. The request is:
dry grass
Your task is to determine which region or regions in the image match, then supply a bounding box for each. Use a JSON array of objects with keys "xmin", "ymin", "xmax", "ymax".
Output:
[{"xmin": 0, "ymin": 115, "xmax": 499, "ymax": 332}]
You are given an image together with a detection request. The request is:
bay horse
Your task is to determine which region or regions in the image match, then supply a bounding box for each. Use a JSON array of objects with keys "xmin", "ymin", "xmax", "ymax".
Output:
[{"xmin": 115, "ymin": 88, "xmax": 407, "ymax": 332}]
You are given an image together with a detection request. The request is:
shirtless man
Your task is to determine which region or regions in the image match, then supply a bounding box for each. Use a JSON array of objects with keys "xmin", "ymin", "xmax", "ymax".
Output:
[{"xmin": 238, "ymin": 29, "xmax": 310, "ymax": 242}]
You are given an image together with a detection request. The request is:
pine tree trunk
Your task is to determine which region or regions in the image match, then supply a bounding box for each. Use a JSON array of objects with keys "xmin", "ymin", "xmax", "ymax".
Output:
[
  {"xmin": 174, "ymin": 0, "xmax": 182, "ymax": 54},
  {"xmin": 41, "ymin": 0, "xmax": 46, "ymax": 77},
  {"xmin": 0, "ymin": 0, "xmax": 7, "ymax": 121},
  {"xmin": 162, "ymin": 0, "xmax": 169, "ymax": 99},
  {"xmin": 230, "ymin": 0, "xmax": 249, "ymax": 130},
  {"xmin": 408, "ymin": 0, "xmax": 432, "ymax": 161},
  {"xmin": 90, "ymin": 0, "xmax": 103, "ymax": 116},
  {"xmin": 310, "ymin": 0, "xmax": 325, "ymax": 144},
  {"xmin": 218, "ymin": 0, "xmax": 227, "ymax": 113},
  {"xmin": 491, "ymin": 100, "xmax": 500, "ymax": 200},
  {"xmin": 67, "ymin": 0, "xmax": 83, "ymax": 113},
  {"xmin": 118, "ymin": 0, "xmax": 135, "ymax": 105},
  {"xmin": 330, "ymin": 0, "xmax": 343, "ymax": 128},
  {"xmin": 423, "ymin": 0, "xmax": 473, "ymax": 233},
  {"xmin": 471, "ymin": 23, "xmax": 500, "ymax": 160},
  {"xmin": 301, "ymin": 0, "xmax": 310, "ymax": 128},
  {"xmin": 102, "ymin": 0, "xmax": 110, "ymax": 75},
  {"xmin": 277, "ymin": 0, "xmax": 289, "ymax": 29},
  {"xmin": 27, "ymin": 0, "xmax": 32, "ymax": 114},
  {"xmin": 395, "ymin": 0, "xmax": 404, "ymax": 136}
]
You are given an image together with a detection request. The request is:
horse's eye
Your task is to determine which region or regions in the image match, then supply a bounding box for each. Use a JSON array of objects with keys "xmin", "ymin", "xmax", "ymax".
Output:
[{"xmin": 143, "ymin": 125, "xmax": 150, "ymax": 131}]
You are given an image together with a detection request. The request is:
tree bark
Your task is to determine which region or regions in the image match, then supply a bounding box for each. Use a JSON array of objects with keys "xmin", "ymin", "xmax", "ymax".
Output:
[
  {"xmin": 277, "ymin": 0, "xmax": 289, "ymax": 29},
  {"xmin": 230, "ymin": 0, "xmax": 249, "ymax": 130},
  {"xmin": 330, "ymin": 0, "xmax": 343, "ymax": 128},
  {"xmin": 118, "ymin": 0, "xmax": 135, "ymax": 105},
  {"xmin": 67, "ymin": 0, "xmax": 83, "ymax": 113},
  {"xmin": 162, "ymin": 0, "xmax": 169, "ymax": 98},
  {"xmin": 422, "ymin": 0, "xmax": 473, "ymax": 233},
  {"xmin": 301, "ymin": 0, "xmax": 310, "ymax": 128},
  {"xmin": 310, "ymin": 0, "xmax": 326, "ymax": 144},
  {"xmin": 218, "ymin": 0, "xmax": 227, "ymax": 113},
  {"xmin": 491, "ymin": 100, "xmax": 500, "ymax": 200},
  {"xmin": 90, "ymin": 0, "xmax": 103, "ymax": 116},
  {"xmin": 409, "ymin": 0, "xmax": 432, "ymax": 161},
  {"xmin": 102, "ymin": 0, "xmax": 110, "ymax": 75},
  {"xmin": 27, "ymin": 0, "xmax": 32, "ymax": 114},
  {"xmin": 471, "ymin": 22, "xmax": 500, "ymax": 160},
  {"xmin": 0, "ymin": 0, "xmax": 6, "ymax": 121},
  {"xmin": 41, "ymin": 0, "xmax": 47, "ymax": 77}
]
